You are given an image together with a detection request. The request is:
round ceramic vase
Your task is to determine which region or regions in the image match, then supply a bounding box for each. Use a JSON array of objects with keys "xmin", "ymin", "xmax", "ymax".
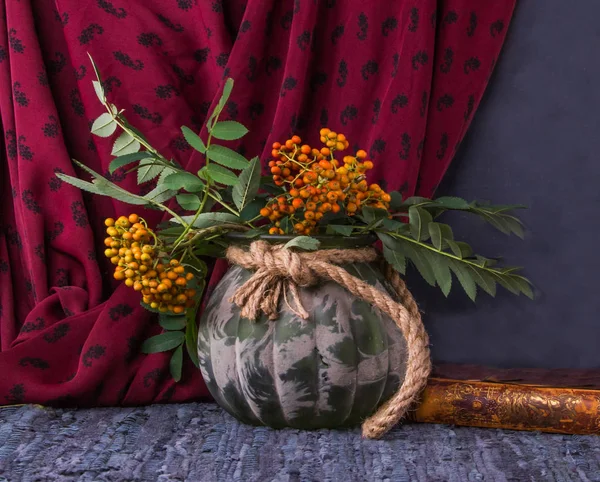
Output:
[{"xmin": 197, "ymin": 235, "xmax": 408, "ymax": 430}]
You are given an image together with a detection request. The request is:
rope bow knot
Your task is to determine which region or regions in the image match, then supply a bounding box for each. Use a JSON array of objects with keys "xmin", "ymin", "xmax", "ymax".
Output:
[
  {"xmin": 225, "ymin": 240, "xmax": 431, "ymax": 439},
  {"xmin": 226, "ymin": 240, "xmax": 377, "ymax": 320}
]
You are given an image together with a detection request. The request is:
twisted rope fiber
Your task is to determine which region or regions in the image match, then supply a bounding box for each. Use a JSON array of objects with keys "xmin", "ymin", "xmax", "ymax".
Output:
[{"xmin": 225, "ymin": 241, "xmax": 431, "ymax": 439}]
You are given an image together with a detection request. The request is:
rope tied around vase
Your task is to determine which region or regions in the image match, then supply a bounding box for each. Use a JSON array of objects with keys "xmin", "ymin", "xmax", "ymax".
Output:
[{"xmin": 225, "ymin": 240, "xmax": 431, "ymax": 440}]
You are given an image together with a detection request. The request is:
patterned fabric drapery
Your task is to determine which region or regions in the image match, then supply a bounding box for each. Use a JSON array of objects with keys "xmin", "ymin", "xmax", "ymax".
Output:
[{"xmin": 0, "ymin": 0, "xmax": 515, "ymax": 406}]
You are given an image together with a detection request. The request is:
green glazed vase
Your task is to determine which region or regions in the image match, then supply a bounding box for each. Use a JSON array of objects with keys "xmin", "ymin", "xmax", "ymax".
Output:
[{"xmin": 197, "ymin": 234, "xmax": 408, "ymax": 430}]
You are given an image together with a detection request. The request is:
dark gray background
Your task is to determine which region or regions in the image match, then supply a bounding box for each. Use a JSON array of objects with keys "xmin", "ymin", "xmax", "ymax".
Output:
[{"xmin": 412, "ymin": 0, "xmax": 600, "ymax": 369}]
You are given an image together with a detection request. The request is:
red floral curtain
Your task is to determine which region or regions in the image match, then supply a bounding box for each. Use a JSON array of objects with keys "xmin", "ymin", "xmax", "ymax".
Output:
[{"xmin": 0, "ymin": 0, "xmax": 515, "ymax": 406}]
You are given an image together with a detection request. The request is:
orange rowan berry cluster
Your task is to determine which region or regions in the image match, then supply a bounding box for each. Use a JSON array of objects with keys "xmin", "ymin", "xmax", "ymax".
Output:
[
  {"xmin": 103, "ymin": 214, "xmax": 196, "ymax": 315},
  {"xmin": 261, "ymin": 128, "xmax": 391, "ymax": 234}
]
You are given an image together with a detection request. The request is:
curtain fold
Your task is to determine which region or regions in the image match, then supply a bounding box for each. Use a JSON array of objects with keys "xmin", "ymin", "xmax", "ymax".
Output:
[{"xmin": 0, "ymin": 0, "xmax": 515, "ymax": 406}]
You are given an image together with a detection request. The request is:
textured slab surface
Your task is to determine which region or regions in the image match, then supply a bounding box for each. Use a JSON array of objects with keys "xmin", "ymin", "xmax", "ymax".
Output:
[{"xmin": 1, "ymin": 403, "xmax": 598, "ymax": 481}]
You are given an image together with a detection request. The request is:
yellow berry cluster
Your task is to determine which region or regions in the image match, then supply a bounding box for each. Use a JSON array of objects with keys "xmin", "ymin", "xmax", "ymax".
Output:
[
  {"xmin": 103, "ymin": 214, "xmax": 196, "ymax": 314},
  {"xmin": 261, "ymin": 128, "xmax": 391, "ymax": 235}
]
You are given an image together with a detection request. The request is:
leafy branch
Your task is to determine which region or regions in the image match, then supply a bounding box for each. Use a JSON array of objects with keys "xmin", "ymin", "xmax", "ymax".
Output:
[
  {"xmin": 374, "ymin": 192, "xmax": 533, "ymax": 301},
  {"xmin": 55, "ymin": 55, "xmax": 270, "ymax": 381},
  {"xmin": 390, "ymin": 194, "xmax": 526, "ymax": 239},
  {"xmin": 56, "ymin": 159, "xmax": 187, "ymax": 225},
  {"xmin": 317, "ymin": 198, "xmax": 533, "ymax": 301},
  {"xmin": 379, "ymin": 231, "xmax": 532, "ymax": 301}
]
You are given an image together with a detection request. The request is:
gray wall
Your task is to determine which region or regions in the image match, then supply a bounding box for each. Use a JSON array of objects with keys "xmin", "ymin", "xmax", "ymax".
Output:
[{"xmin": 414, "ymin": 1, "xmax": 600, "ymax": 369}]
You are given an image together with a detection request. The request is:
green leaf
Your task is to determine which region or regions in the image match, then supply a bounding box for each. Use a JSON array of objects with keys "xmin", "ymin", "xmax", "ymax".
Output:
[
  {"xmin": 87, "ymin": 184, "xmax": 145, "ymax": 205},
  {"xmin": 145, "ymin": 184, "xmax": 176, "ymax": 204},
  {"xmin": 185, "ymin": 305, "xmax": 200, "ymax": 368},
  {"xmin": 402, "ymin": 196, "xmax": 433, "ymax": 206},
  {"xmin": 513, "ymin": 276, "xmax": 534, "ymax": 299},
  {"xmin": 501, "ymin": 215, "xmax": 525, "ymax": 239},
  {"xmin": 493, "ymin": 273, "xmax": 521, "ymax": 295},
  {"xmin": 381, "ymin": 218, "xmax": 406, "ymax": 232},
  {"xmin": 217, "ymin": 78, "xmax": 233, "ymax": 110},
  {"xmin": 57, "ymin": 160, "xmax": 149, "ymax": 205},
  {"xmin": 240, "ymin": 199, "xmax": 263, "ymax": 221},
  {"xmin": 434, "ymin": 196, "xmax": 471, "ymax": 209},
  {"xmin": 176, "ymin": 193, "xmax": 201, "ymax": 211},
  {"xmin": 88, "ymin": 53, "xmax": 102, "ymax": 82},
  {"xmin": 482, "ymin": 213, "xmax": 512, "ymax": 235},
  {"xmin": 204, "ymin": 163, "xmax": 239, "ymax": 186},
  {"xmin": 382, "ymin": 243, "xmax": 406, "ymax": 275},
  {"xmin": 163, "ymin": 171, "xmax": 205, "ymax": 192},
  {"xmin": 243, "ymin": 228, "xmax": 265, "ymax": 239},
  {"xmin": 55, "ymin": 173, "xmax": 102, "ymax": 196},
  {"xmin": 439, "ymin": 223, "xmax": 454, "ymax": 241},
  {"xmin": 480, "ymin": 203, "xmax": 528, "ymax": 213},
  {"xmin": 199, "ymin": 197, "xmax": 218, "ymax": 214},
  {"xmin": 207, "ymin": 79, "xmax": 234, "ymax": 128},
  {"xmin": 383, "ymin": 234, "xmax": 437, "ymax": 286},
  {"xmin": 431, "ymin": 257, "xmax": 452, "ymax": 296},
  {"xmin": 446, "ymin": 240, "xmax": 461, "ymax": 258},
  {"xmin": 260, "ymin": 176, "xmax": 285, "ymax": 194},
  {"xmin": 448, "ymin": 260, "xmax": 477, "ymax": 301},
  {"xmin": 284, "ymin": 236, "xmax": 321, "ymax": 251},
  {"xmin": 109, "ymin": 152, "xmax": 153, "ymax": 174},
  {"xmin": 208, "ymin": 188, "xmax": 223, "ymax": 201},
  {"xmin": 158, "ymin": 226, "xmax": 185, "ymax": 237},
  {"xmin": 91, "ymin": 113, "xmax": 117, "ymax": 137},
  {"xmin": 424, "ymin": 206, "xmax": 447, "ymax": 220},
  {"xmin": 408, "ymin": 206, "xmax": 433, "ymax": 241},
  {"xmin": 319, "ymin": 210, "xmax": 347, "ymax": 225},
  {"xmin": 111, "ymin": 131, "xmax": 140, "ymax": 156},
  {"xmin": 181, "ymin": 126, "xmax": 207, "ymax": 153},
  {"xmin": 141, "ymin": 331, "xmax": 184, "ymax": 354},
  {"xmin": 473, "ymin": 209, "xmax": 525, "ymax": 238},
  {"xmin": 211, "ymin": 121, "xmax": 249, "ymax": 141},
  {"xmin": 377, "ymin": 232, "xmax": 396, "ymax": 249},
  {"xmin": 429, "ymin": 223, "xmax": 453, "ymax": 250},
  {"xmin": 279, "ymin": 216, "xmax": 291, "ymax": 234},
  {"xmin": 474, "ymin": 255, "xmax": 498, "ymax": 268},
  {"xmin": 328, "ymin": 225, "xmax": 355, "ymax": 236},
  {"xmin": 92, "ymin": 80, "xmax": 105, "ymax": 103},
  {"xmin": 157, "ymin": 166, "xmax": 178, "ymax": 185},
  {"xmin": 468, "ymin": 266, "xmax": 496, "ymax": 297},
  {"xmin": 140, "ymin": 300, "xmax": 160, "ymax": 314},
  {"xmin": 403, "ymin": 243, "xmax": 437, "ymax": 286},
  {"xmin": 446, "ymin": 240, "xmax": 473, "ymax": 259},
  {"xmin": 428, "ymin": 223, "xmax": 443, "ymax": 250},
  {"xmin": 362, "ymin": 207, "xmax": 389, "ymax": 225},
  {"xmin": 389, "ymin": 191, "xmax": 404, "ymax": 210},
  {"xmin": 173, "ymin": 212, "xmax": 242, "ymax": 228},
  {"xmin": 170, "ymin": 345, "xmax": 183, "ymax": 382},
  {"xmin": 232, "ymin": 156, "xmax": 261, "ymax": 211},
  {"xmin": 159, "ymin": 314, "xmax": 187, "ymax": 331},
  {"xmin": 137, "ymin": 158, "xmax": 163, "ymax": 184},
  {"xmin": 193, "ymin": 243, "xmax": 226, "ymax": 257},
  {"xmin": 456, "ymin": 241, "xmax": 473, "ymax": 258},
  {"xmin": 206, "ymin": 145, "xmax": 249, "ymax": 170}
]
